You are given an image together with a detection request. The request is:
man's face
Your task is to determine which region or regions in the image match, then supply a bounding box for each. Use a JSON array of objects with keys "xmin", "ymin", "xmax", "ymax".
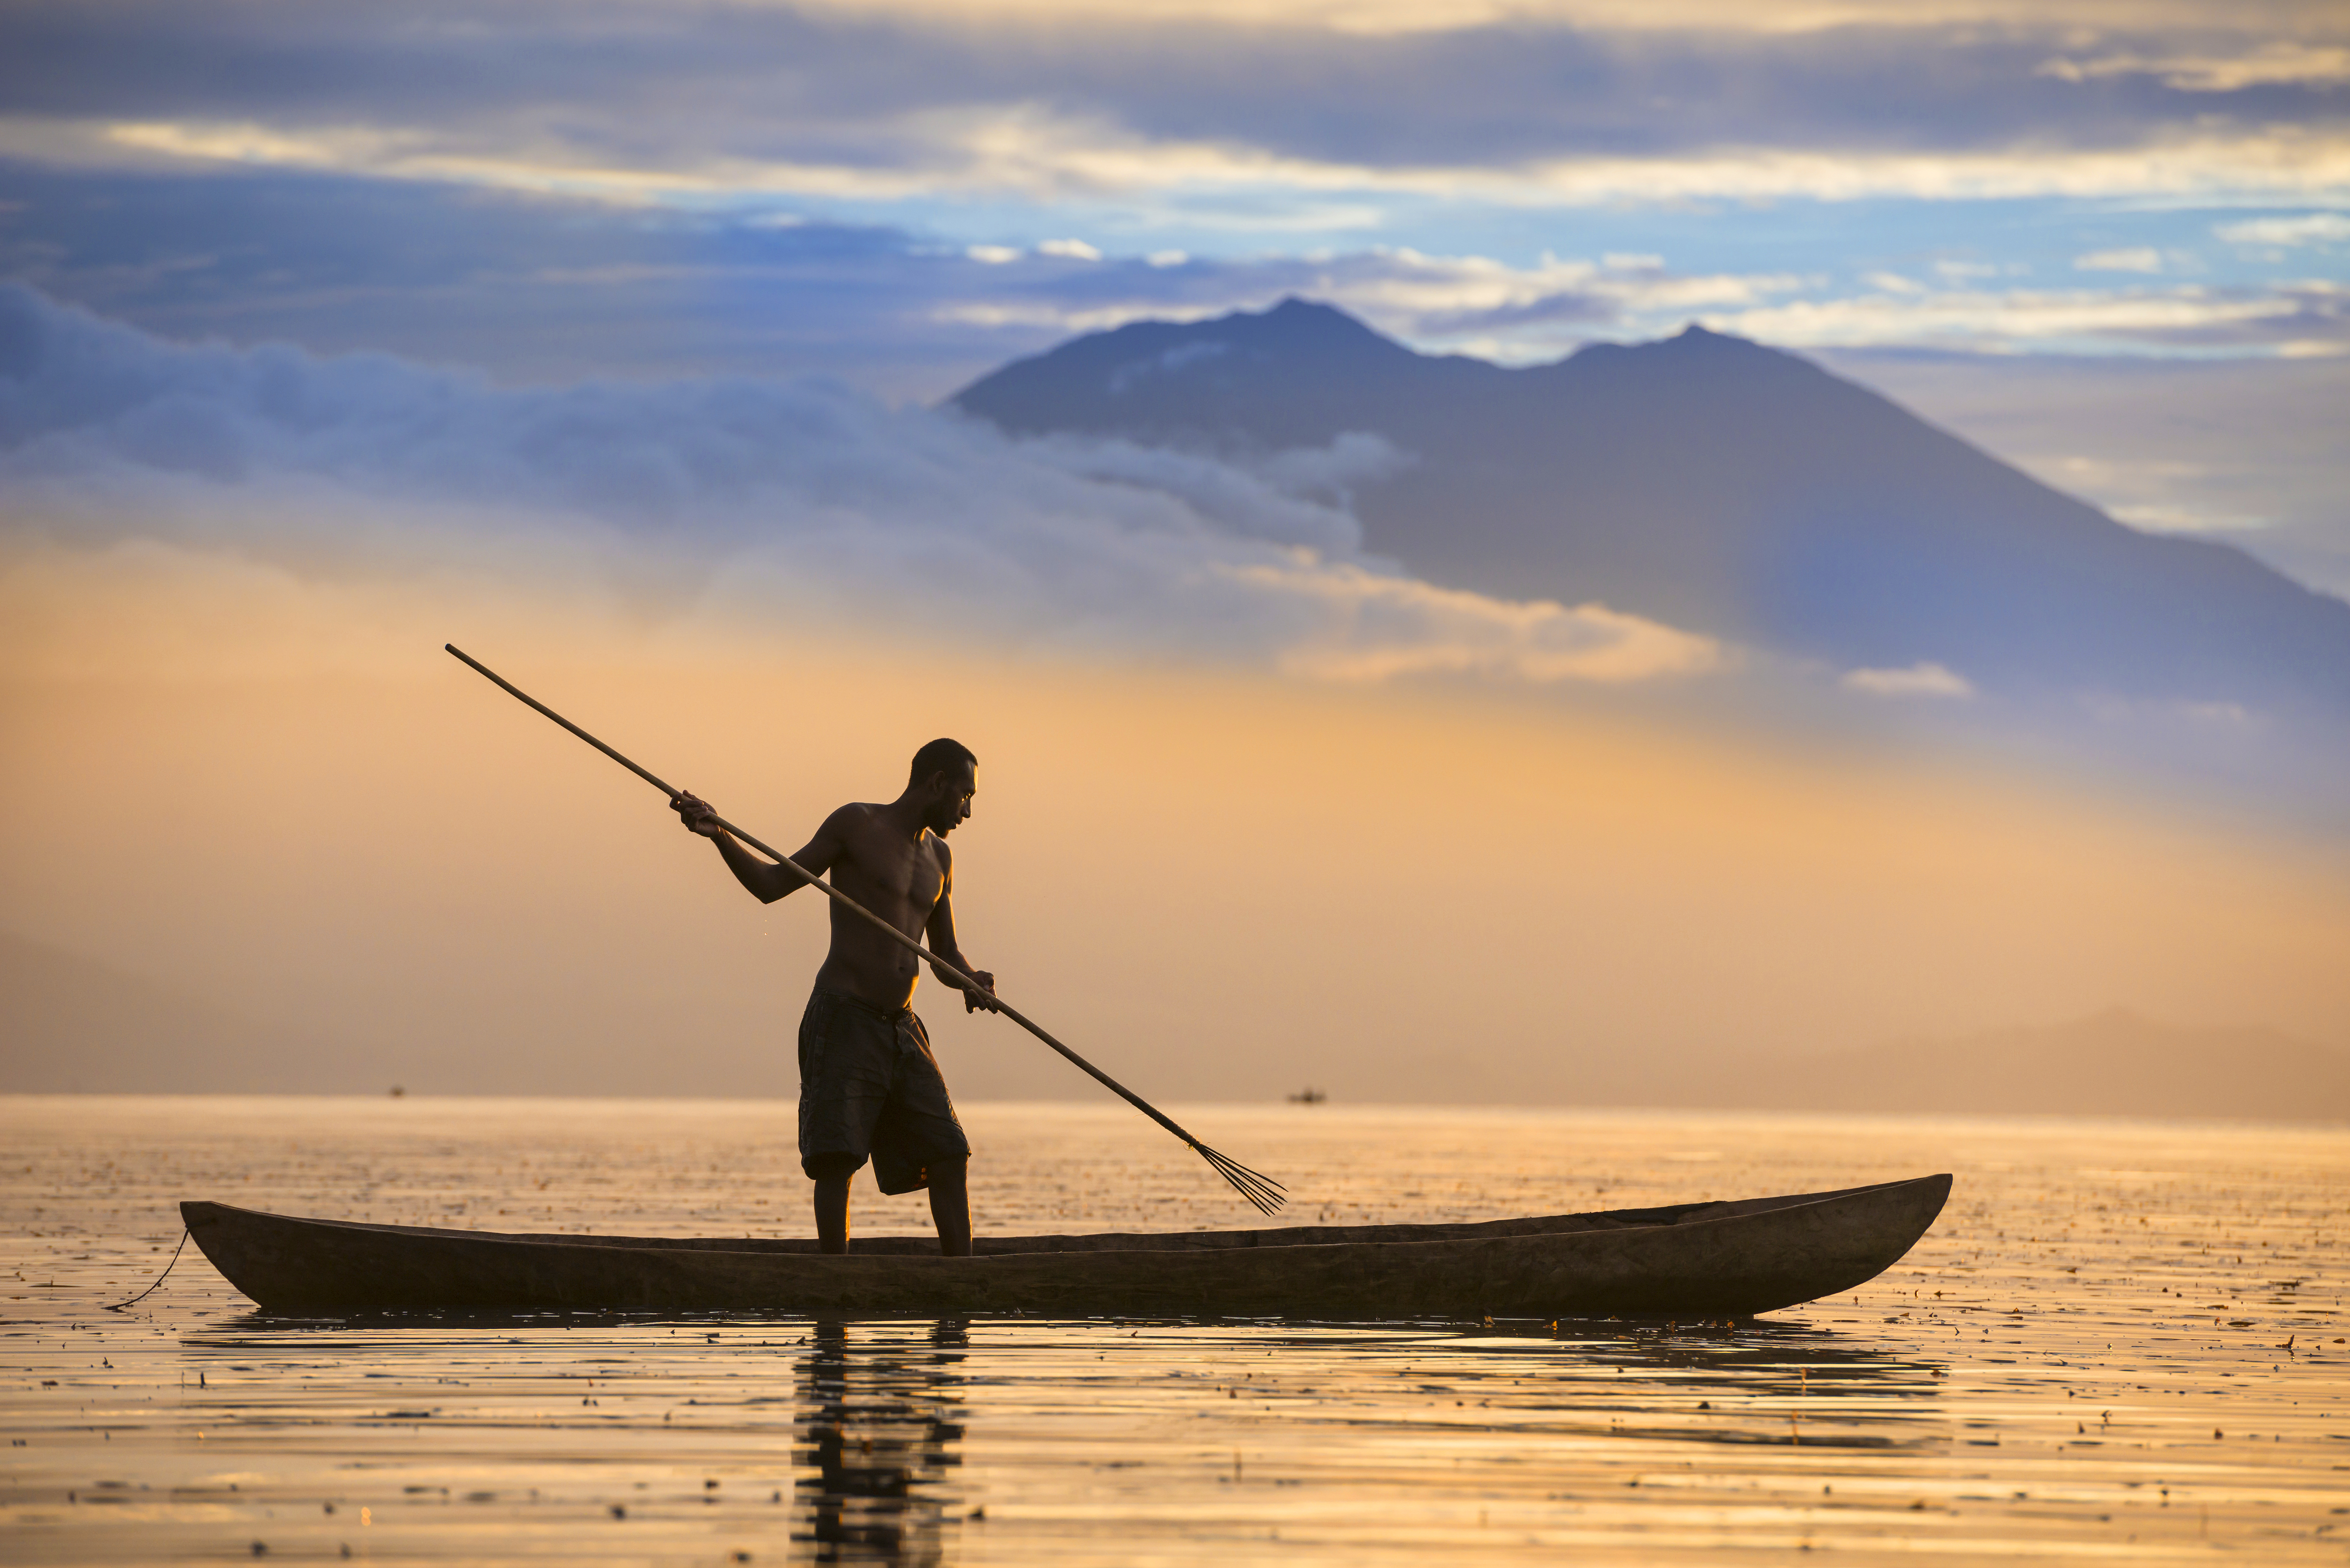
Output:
[{"xmin": 924, "ymin": 763, "xmax": 976, "ymax": 836}]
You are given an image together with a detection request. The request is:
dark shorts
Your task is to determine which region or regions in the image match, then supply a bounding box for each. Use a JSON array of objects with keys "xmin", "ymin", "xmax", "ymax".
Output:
[{"xmin": 797, "ymin": 989, "xmax": 971, "ymax": 1195}]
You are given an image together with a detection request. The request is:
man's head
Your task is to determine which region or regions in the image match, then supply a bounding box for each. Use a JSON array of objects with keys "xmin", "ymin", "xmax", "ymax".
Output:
[{"xmin": 908, "ymin": 737, "xmax": 978, "ymax": 835}]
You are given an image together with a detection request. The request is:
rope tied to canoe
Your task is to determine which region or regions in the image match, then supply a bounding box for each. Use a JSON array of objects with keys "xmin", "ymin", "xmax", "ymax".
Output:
[{"xmin": 105, "ymin": 1228, "xmax": 191, "ymax": 1311}]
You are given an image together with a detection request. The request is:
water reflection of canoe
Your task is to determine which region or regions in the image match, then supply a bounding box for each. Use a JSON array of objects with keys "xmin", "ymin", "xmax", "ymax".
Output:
[{"xmin": 180, "ymin": 1174, "xmax": 1949, "ymax": 1318}]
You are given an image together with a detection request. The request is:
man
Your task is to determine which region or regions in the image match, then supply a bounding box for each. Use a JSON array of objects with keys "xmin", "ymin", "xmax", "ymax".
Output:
[{"xmin": 673, "ymin": 738, "xmax": 995, "ymax": 1257}]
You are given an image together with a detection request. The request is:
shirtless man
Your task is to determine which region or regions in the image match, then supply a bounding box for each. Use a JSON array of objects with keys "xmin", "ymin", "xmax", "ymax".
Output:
[{"xmin": 672, "ymin": 739, "xmax": 995, "ymax": 1257}]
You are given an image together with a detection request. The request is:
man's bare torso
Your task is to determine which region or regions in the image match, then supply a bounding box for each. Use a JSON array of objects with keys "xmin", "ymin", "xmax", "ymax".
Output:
[
  {"xmin": 674, "ymin": 751, "xmax": 988, "ymax": 1017},
  {"xmin": 808, "ymin": 802, "xmax": 951, "ymax": 1010}
]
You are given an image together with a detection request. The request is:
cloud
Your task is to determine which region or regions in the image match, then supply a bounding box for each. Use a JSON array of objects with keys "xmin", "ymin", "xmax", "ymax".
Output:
[
  {"xmin": 2106, "ymin": 500, "xmax": 2272, "ymax": 532},
  {"xmin": 2216, "ymin": 212, "xmax": 2350, "ymax": 246},
  {"xmin": 0, "ymin": 283, "xmax": 1720, "ymax": 689},
  {"xmin": 1701, "ymin": 277, "xmax": 2350, "ymax": 355},
  {"xmin": 0, "ymin": 160, "xmax": 1053, "ymax": 400},
  {"xmin": 21, "ymin": 113, "xmax": 2347, "ymax": 215},
  {"xmin": 2074, "ymin": 247, "xmax": 2164, "ymax": 273},
  {"xmin": 1230, "ymin": 562, "xmax": 1727, "ymax": 682},
  {"xmin": 789, "ymin": 0, "xmax": 2350, "ymax": 33},
  {"xmin": 2, "ymin": 0, "xmax": 2345, "ymax": 217},
  {"xmin": 1017, "ymin": 429, "xmax": 1410, "ymax": 554},
  {"xmin": 2036, "ymin": 41, "xmax": 2350, "ymax": 92},
  {"xmin": 1841, "ymin": 662, "xmax": 1975, "ymax": 698},
  {"xmin": 7, "ymin": 155, "xmax": 2339, "ymax": 407}
]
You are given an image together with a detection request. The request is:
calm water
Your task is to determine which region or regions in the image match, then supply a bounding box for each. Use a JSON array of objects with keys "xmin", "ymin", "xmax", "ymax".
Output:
[{"xmin": 3, "ymin": 1096, "xmax": 2346, "ymax": 1565}]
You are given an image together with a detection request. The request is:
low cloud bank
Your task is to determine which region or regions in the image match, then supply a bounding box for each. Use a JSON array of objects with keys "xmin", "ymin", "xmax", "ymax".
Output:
[{"xmin": 0, "ymin": 284, "xmax": 1717, "ymax": 686}]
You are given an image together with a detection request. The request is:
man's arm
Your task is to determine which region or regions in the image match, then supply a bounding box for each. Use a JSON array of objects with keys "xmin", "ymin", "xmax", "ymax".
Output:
[
  {"xmin": 674, "ymin": 793, "xmax": 843, "ymax": 905},
  {"xmin": 923, "ymin": 843, "xmax": 999, "ymax": 1012}
]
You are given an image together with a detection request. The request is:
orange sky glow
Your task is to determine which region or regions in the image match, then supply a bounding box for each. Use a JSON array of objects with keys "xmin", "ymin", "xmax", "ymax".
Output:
[{"xmin": 6, "ymin": 537, "xmax": 2344, "ymax": 1101}]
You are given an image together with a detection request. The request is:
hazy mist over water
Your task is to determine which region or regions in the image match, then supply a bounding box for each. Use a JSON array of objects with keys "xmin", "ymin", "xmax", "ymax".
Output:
[
  {"xmin": 4, "ymin": 1096, "xmax": 2345, "ymax": 1564},
  {"xmin": 7, "ymin": 610, "xmax": 2348, "ymax": 1104}
]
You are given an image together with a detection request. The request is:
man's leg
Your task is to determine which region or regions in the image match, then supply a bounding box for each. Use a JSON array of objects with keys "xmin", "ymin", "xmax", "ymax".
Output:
[
  {"xmin": 806, "ymin": 1154, "xmax": 861, "ymax": 1254},
  {"xmin": 927, "ymin": 1157, "xmax": 972, "ymax": 1257},
  {"xmin": 813, "ymin": 1177, "xmax": 851, "ymax": 1254},
  {"xmin": 886, "ymin": 1014, "xmax": 972, "ymax": 1257}
]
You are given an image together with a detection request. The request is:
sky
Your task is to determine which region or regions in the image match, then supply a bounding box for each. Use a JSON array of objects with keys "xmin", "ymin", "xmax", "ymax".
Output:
[
  {"xmin": 2, "ymin": 0, "xmax": 2347, "ymax": 1098},
  {"xmin": 1, "ymin": 0, "xmax": 2345, "ymax": 580},
  {"xmin": 9, "ymin": 562, "xmax": 2348, "ymax": 1102}
]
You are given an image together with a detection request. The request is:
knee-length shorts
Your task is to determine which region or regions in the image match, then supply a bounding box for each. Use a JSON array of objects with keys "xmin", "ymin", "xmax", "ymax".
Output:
[{"xmin": 796, "ymin": 989, "xmax": 971, "ymax": 1194}]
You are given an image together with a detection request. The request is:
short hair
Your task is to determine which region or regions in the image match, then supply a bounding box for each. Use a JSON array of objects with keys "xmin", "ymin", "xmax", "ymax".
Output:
[{"xmin": 909, "ymin": 737, "xmax": 977, "ymax": 788}]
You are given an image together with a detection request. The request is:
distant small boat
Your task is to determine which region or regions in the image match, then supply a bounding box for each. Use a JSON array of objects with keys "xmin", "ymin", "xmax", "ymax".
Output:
[
  {"xmin": 178, "ymin": 1175, "xmax": 1949, "ymax": 1319},
  {"xmin": 1287, "ymin": 1087, "xmax": 1326, "ymax": 1104}
]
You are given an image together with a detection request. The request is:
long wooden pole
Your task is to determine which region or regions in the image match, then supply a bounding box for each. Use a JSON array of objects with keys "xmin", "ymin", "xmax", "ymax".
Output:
[{"xmin": 446, "ymin": 643, "xmax": 1285, "ymax": 1215}]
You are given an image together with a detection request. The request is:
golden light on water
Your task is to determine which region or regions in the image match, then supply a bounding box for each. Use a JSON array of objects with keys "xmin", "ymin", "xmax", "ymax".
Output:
[{"xmin": 5, "ymin": 1096, "xmax": 2346, "ymax": 1562}]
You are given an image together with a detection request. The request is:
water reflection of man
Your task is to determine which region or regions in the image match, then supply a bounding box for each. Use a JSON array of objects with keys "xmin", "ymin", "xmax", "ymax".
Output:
[
  {"xmin": 796, "ymin": 1319, "xmax": 967, "ymax": 1564},
  {"xmin": 673, "ymin": 741, "xmax": 995, "ymax": 1256}
]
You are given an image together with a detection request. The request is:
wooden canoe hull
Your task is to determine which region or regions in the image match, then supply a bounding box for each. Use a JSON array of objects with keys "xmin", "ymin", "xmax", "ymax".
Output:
[{"xmin": 180, "ymin": 1175, "xmax": 1948, "ymax": 1319}]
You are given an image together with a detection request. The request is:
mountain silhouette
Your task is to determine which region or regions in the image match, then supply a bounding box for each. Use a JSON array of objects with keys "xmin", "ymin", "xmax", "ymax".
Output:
[{"xmin": 953, "ymin": 299, "xmax": 2350, "ymax": 717}]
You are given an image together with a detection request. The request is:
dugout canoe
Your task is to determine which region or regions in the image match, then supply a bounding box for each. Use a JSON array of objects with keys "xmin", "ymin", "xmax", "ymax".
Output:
[{"xmin": 177, "ymin": 1174, "xmax": 1948, "ymax": 1318}]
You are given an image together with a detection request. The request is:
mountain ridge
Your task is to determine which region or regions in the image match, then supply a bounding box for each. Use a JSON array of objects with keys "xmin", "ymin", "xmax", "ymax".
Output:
[{"xmin": 952, "ymin": 300, "xmax": 2350, "ymax": 719}]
